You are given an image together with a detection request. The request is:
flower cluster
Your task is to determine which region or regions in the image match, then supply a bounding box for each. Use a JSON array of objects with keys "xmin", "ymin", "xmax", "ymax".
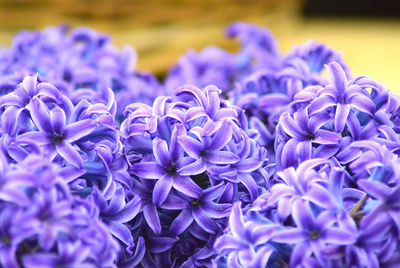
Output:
[
  {"xmin": 0, "ymin": 21, "xmax": 400, "ymax": 267},
  {"xmin": 121, "ymin": 84, "xmax": 268, "ymax": 266},
  {"xmin": 0, "ymin": 25, "xmax": 164, "ymax": 119}
]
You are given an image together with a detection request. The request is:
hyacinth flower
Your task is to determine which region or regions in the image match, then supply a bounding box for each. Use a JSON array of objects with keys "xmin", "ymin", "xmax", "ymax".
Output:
[
  {"xmin": 16, "ymin": 97, "xmax": 96, "ymax": 168},
  {"xmin": 90, "ymin": 186, "xmax": 141, "ymax": 247},
  {"xmin": 131, "ymin": 127, "xmax": 204, "ymax": 205},
  {"xmin": 276, "ymin": 107, "xmax": 341, "ymax": 168},
  {"xmin": 165, "ymin": 47, "xmax": 236, "ymax": 94},
  {"xmin": 178, "ymin": 120, "xmax": 240, "ymax": 169},
  {"xmin": 268, "ymin": 158, "xmax": 329, "ymax": 219},
  {"xmin": 0, "ymin": 154, "xmax": 120, "ymax": 267},
  {"xmin": 272, "ymin": 199, "xmax": 357, "ymax": 266},
  {"xmin": 225, "ymin": 22, "xmax": 280, "ymax": 71},
  {"xmin": 0, "ymin": 25, "xmax": 164, "ymax": 119},
  {"xmin": 281, "ymin": 40, "xmax": 351, "ymax": 85},
  {"xmin": 214, "ymin": 202, "xmax": 278, "ymax": 268},
  {"xmin": 308, "ymin": 62, "xmax": 376, "ymax": 132},
  {"xmin": 169, "ymin": 183, "xmax": 231, "ymax": 236},
  {"xmin": 123, "ymin": 84, "xmax": 267, "ymax": 266}
]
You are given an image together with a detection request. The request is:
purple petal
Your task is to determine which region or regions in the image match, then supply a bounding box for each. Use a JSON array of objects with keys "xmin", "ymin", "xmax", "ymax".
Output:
[
  {"xmin": 0, "ymin": 188, "xmax": 30, "ymax": 206},
  {"xmin": 109, "ymin": 196, "xmax": 141, "ymax": 223},
  {"xmin": 268, "ymin": 184, "xmax": 295, "ymax": 204},
  {"xmin": 278, "ymin": 198, "xmax": 293, "ymax": 219},
  {"xmin": 159, "ymin": 195, "xmax": 188, "ymax": 210},
  {"xmin": 205, "ymin": 151, "xmax": 240, "ymax": 164},
  {"xmin": 178, "ymin": 135, "xmax": 202, "ymax": 158},
  {"xmin": 292, "ymin": 199, "xmax": 314, "ymax": 230},
  {"xmin": 326, "ymin": 62, "xmax": 347, "ymax": 96},
  {"xmin": 205, "ymin": 85, "xmax": 220, "ymax": 117},
  {"xmin": 238, "ymin": 173, "xmax": 258, "ymax": 201},
  {"xmin": 214, "ymin": 235, "xmax": 243, "ymax": 251},
  {"xmin": 22, "ymin": 253, "xmax": 57, "ymax": 268},
  {"xmin": 2, "ymin": 107, "xmax": 22, "ymax": 135},
  {"xmin": 17, "ymin": 131, "xmax": 50, "ymax": 145},
  {"xmin": 290, "ymin": 242, "xmax": 310, "ymax": 267},
  {"xmin": 307, "ymin": 112, "xmax": 331, "ymax": 133},
  {"xmin": 186, "ymin": 107, "xmax": 207, "ymax": 122},
  {"xmin": 323, "ymin": 227, "xmax": 357, "ymax": 244},
  {"xmin": 210, "ymin": 120, "xmax": 232, "ymax": 150},
  {"xmin": 170, "ymin": 209, "xmax": 194, "ymax": 236},
  {"xmin": 297, "ymin": 140, "xmax": 312, "ymax": 161},
  {"xmin": 281, "ymin": 138, "xmax": 299, "ymax": 168},
  {"xmin": 107, "ymin": 221, "xmax": 133, "ymax": 246},
  {"xmin": 50, "ymin": 107, "xmax": 66, "ymax": 134},
  {"xmin": 235, "ymin": 158, "xmax": 262, "ymax": 173},
  {"xmin": 358, "ymin": 180, "xmax": 390, "ymax": 200},
  {"xmin": 56, "ymin": 142, "xmax": 82, "ymax": 168},
  {"xmin": 334, "ymin": 103, "xmax": 350, "ymax": 132},
  {"xmin": 173, "ymin": 176, "xmax": 202, "ymax": 198},
  {"xmin": 250, "ymin": 247, "xmax": 273, "ymax": 268},
  {"xmin": 229, "ymin": 202, "xmax": 245, "ymax": 238},
  {"xmin": 152, "ymin": 175, "xmax": 174, "ymax": 206},
  {"xmin": 349, "ymin": 94, "xmax": 375, "ymax": 115},
  {"xmin": 28, "ymin": 97, "xmax": 52, "ymax": 133},
  {"xmin": 259, "ymin": 93, "xmax": 290, "ymax": 108},
  {"xmin": 153, "ymin": 137, "xmax": 172, "ymax": 167},
  {"xmin": 272, "ymin": 228, "xmax": 305, "ymax": 243},
  {"xmin": 64, "ymin": 119, "xmax": 96, "ymax": 142},
  {"xmin": 169, "ymin": 124, "xmax": 185, "ymax": 160},
  {"xmin": 279, "ymin": 112, "xmax": 306, "ymax": 138},
  {"xmin": 304, "ymin": 184, "xmax": 334, "ymax": 208},
  {"xmin": 213, "ymin": 106, "xmax": 237, "ymax": 121},
  {"xmin": 131, "ymin": 162, "xmax": 164, "ymax": 179},
  {"xmin": 314, "ymin": 129, "xmax": 341, "ymax": 145},
  {"xmin": 203, "ymin": 183, "xmax": 226, "ymax": 201},
  {"xmin": 192, "ymin": 206, "xmax": 218, "ymax": 234},
  {"xmin": 143, "ymin": 205, "xmax": 161, "ymax": 234},
  {"xmin": 202, "ymin": 202, "xmax": 231, "ymax": 218},
  {"xmin": 308, "ymin": 95, "xmax": 336, "ymax": 116},
  {"xmin": 149, "ymin": 236, "xmax": 177, "ymax": 253},
  {"xmin": 177, "ymin": 158, "xmax": 206, "ymax": 176}
]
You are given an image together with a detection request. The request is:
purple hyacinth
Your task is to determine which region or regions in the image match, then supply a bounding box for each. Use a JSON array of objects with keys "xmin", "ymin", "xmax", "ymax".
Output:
[{"xmin": 123, "ymin": 84, "xmax": 268, "ymax": 266}]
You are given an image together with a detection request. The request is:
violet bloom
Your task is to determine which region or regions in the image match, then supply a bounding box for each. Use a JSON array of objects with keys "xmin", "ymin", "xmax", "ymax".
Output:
[
  {"xmin": 358, "ymin": 180, "xmax": 400, "ymax": 237},
  {"xmin": 268, "ymin": 158, "xmax": 328, "ymax": 219},
  {"xmin": 178, "ymin": 120, "xmax": 240, "ymax": 169},
  {"xmin": 214, "ymin": 202, "xmax": 277, "ymax": 268},
  {"xmin": 277, "ymin": 107, "xmax": 341, "ymax": 168},
  {"xmin": 90, "ymin": 186, "xmax": 141, "ymax": 247},
  {"xmin": 272, "ymin": 200, "xmax": 357, "ymax": 266},
  {"xmin": 17, "ymin": 97, "xmax": 96, "ymax": 167},
  {"xmin": 308, "ymin": 62, "xmax": 376, "ymax": 132},
  {"xmin": 169, "ymin": 183, "xmax": 231, "ymax": 236},
  {"xmin": 131, "ymin": 125, "xmax": 204, "ymax": 205}
]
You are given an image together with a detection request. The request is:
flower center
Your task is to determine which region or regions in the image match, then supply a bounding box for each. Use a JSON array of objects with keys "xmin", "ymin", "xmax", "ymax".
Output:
[
  {"xmin": 307, "ymin": 133, "xmax": 316, "ymax": 140},
  {"xmin": 51, "ymin": 134, "xmax": 64, "ymax": 145},
  {"xmin": 191, "ymin": 199, "xmax": 200, "ymax": 206},
  {"xmin": 309, "ymin": 230, "xmax": 320, "ymax": 240},
  {"xmin": 166, "ymin": 163, "xmax": 178, "ymax": 176}
]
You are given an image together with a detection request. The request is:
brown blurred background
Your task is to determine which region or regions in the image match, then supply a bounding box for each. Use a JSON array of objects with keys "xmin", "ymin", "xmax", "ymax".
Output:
[{"xmin": 0, "ymin": 0, "xmax": 399, "ymax": 91}]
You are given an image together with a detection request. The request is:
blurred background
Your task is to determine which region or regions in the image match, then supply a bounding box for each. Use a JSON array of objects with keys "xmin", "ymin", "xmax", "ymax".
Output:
[{"xmin": 0, "ymin": 0, "xmax": 399, "ymax": 91}]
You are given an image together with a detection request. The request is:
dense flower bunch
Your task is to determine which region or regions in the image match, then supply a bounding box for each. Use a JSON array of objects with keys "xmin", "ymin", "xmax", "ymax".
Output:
[
  {"xmin": 121, "ymin": 84, "xmax": 268, "ymax": 266},
  {"xmin": 0, "ymin": 25, "xmax": 164, "ymax": 118},
  {"xmin": 0, "ymin": 21, "xmax": 399, "ymax": 267}
]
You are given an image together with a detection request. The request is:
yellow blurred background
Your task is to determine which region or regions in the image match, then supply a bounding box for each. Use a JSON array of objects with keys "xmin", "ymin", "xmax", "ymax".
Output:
[{"xmin": 0, "ymin": 0, "xmax": 399, "ymax": 91}]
